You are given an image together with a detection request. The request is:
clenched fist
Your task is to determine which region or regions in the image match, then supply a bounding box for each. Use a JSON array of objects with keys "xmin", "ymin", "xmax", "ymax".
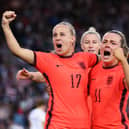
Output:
[{"xmin": 2, "ymin": 11, "xmax": 16, "ymax": 27}]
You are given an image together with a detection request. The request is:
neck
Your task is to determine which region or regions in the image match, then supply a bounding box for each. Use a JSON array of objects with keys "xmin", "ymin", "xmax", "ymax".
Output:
[
  {"xmin": 103, "ymin": 59, "xmax": 118, "ymax": 68},
  {"xmin": 64, "ymin": 49, "xmax": 74, "ymax": 56},
  {"xmin": 57, "ymin": 48, "xmax": 75, "ymax": 57}
]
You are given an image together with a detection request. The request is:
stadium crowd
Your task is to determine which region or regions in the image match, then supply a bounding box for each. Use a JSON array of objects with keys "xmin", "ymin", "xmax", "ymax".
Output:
[{"xmin": 0, "ymin": 0, "xmax": 129, "ymax": 128}]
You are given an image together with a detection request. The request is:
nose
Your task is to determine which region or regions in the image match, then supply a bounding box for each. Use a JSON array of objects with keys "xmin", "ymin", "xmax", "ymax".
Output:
[
  {"xmin": 89, "ymin": 42, "xmax": 93, "ymax": 48},
  {"xmin": 55, "ymin": 35, "xmax": 61, "ymax": 41}
]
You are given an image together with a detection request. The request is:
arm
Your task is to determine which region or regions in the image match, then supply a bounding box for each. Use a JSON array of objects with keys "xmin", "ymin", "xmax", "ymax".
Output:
[
  {"xmin": 114, "ymin": 48, "xmax": 129, "ymax": 90},
  {"xmin": 16, "ymin": 68, "xmax": 45, "ymax": 83},
  {"xmin": 120, "ymin": 59, "xmax": 129, "ymax": 90},
  {"xmin": 2, "ymin": 11, "xmax": 34, "ymax": 64}
]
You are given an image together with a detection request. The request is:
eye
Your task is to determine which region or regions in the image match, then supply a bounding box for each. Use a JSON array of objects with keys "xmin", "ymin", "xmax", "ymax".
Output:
[
  {"xmin": 84, "ymin": 41, "xmax": 89, "ymax": 44},
  {"xmin": 60, "ymin": 32, "xmax": 65, "ymax": 36},
  {"xmin": 111, "ymin": 42, "xmax": 116, "ymax": 45},
  {"xmin": 93, "ymin": 41, "xmax": 97, "ymax": 44},
  {"xmin": 102, "ymin": 40, "xmax": 107, "ymax": 44},
  {"xmin": 53, "ymin": 33, "xmax": 57, "ymax": 37}
]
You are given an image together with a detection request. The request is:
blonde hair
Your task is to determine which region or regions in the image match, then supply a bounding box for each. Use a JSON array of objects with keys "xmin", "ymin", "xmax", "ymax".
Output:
[
  {"xmin": 53, "ymin": 21, "xmax": 76, "ymax": 36},
  {"xmin": 80, "ymin": 27, "xmax": 101, "ymax": 44},
  {"xmin": 53, "ymin": 21, "xmax": 76, "ymax": 48}
]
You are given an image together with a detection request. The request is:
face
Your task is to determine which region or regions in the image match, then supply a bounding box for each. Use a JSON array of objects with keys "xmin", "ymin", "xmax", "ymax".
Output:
[
  {"xmin": 81, "ymin": 34, "xmax": 100, "ymax": 54},
  {"xmin": 100, "ymin": 32, "xmax": 121, "ymax": 65},
  {"xmin": 52, "ymin": 24, "xmax": 75, "ymax": 56}
]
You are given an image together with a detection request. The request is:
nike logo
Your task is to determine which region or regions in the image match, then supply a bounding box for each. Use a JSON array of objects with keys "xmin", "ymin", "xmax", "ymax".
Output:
[
  {"xmin": 56, "ymin": 64, "xmax": 63, "ymax": 67},
  {"xmin": 91, "ymin": 78, "xmax": 96, "ymax": 80}
]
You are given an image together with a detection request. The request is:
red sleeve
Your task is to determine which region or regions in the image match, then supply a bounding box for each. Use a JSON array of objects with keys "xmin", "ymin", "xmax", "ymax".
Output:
[
  {"xmin": 119, "ymin": 74, "xmax": 127, "ymax": 90},
  {"xmin": 33, "ymin": 51, "xmax": 50, "ymax": 73},
  {"xmin": 84, "ymin": 52, "xmax": 98, "ymax": 68}
]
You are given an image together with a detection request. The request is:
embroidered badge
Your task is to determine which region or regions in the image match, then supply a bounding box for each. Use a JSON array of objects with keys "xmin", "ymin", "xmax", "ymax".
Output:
[{"xmin": 107, "ymin": 76, "xmax": 113, "ymax": 85}]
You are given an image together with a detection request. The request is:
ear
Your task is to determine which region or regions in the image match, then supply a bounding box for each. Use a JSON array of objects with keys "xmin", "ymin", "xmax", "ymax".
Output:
[
  {"xmin": 81, "ymin": 43, "xmax": 84, "ymax": 51},
  {"xmin": 72, "ymin": 36, "xmax": 76, "ymax": 42},
  {"xmin": 71, "ymin": 36, "xmax": 76, "ymax": 47}
]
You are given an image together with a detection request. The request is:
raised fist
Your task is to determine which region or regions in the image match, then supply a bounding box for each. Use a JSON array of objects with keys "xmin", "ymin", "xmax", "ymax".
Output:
[{"xmin": 2, "ymin": 11, "xmax": 16, "ymax": 26}]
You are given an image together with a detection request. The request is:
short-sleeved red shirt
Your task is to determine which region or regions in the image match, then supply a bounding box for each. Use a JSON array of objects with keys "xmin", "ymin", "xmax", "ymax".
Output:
[
  {"xmin": 90, "ymin": 61, "xmax": 129, "ymax": 129},
  {"xmin": 34, "ymin": 52, "xmax": 98, "ymax": 129}
]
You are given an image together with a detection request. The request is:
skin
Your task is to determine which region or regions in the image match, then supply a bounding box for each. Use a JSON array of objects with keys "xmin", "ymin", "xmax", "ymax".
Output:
[
  {"xmin": 1, "ymin": 11, "xmax": 76, "ymax": 64},
  {"xmin": 2, "ymin": 11, "xmax": 103, "ymax": 128},
  {"xmin": 16, "ymin": 31, "xmax": 101, "ymax": 82},
  {"xmin": 100, "ymin": 32, "xmax": 129, "ymax": 89},
  {"xmin": 81, "ymin": 33, "xmax": 100, "ymax": 54},
  {"xmin": 16, "ymin": 68, "xmax": 45, "ymax": 82},
  {"xmin": 52, "ymin": 24, "xmax": 75, "ymax": 56},
  {"xmin": 101, "ymin": 33, "xmax": 122, "ymax": 66},
  {"xmin": 1, "ymin": 11, "xmax": 76, "ymax": 94}
]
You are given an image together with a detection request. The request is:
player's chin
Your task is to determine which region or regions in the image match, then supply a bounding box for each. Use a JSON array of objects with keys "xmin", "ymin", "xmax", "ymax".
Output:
[
  {"xmin": 55, "ymin": 50, "xmax": 64, "ymax": 56},
  {"xmin": 103, "ymin": 56, "xmax": 114, "ymax": 63},
  {"xmin": 57, "ymin": 51, "xmax": 70, "ymax": 57}
]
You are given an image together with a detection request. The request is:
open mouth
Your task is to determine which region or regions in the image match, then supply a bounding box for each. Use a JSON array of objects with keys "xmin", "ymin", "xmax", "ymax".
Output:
[
  {"xmin": 104, "ymin": 51, "xmax": 111, "ymax": 56},
  {"xmin": 56, "ymin": 44, "xmax": 62, "ymax": 48}
]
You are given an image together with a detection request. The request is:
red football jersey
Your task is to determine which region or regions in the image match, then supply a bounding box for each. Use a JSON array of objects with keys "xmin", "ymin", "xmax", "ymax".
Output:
[
  {"xmin": 90, "ymin": 61, "xmax": 129, "ymax": 129},
  {"xmin": 34, "ymin": 51, "xmax": 98, "ymax": 129}
]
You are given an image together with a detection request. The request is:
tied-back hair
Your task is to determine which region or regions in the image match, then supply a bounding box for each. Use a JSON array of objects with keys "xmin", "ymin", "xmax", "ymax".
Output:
[
  {"xmin": 53, "ymin": 21, "xmax": 76, "ymax": 37},
  {"xmin": 107, "ymin": 30, "xmax": 129, "ymax": 58},
  {"xmin": 80, "ymin": 27, "xmax": 101, "ymax": 44},
  {"xmin": 53, "ymin": 21, "xmax": 76, "ymax": 48}
]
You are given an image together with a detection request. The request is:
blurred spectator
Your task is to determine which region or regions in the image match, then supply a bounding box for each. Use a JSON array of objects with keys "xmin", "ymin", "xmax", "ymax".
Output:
[
  {"xmin": 0, "ymin": 0, "xmax": 129, "ymax": 128},
  {"xmin": 8, "ymin": 120, "xmax": 25, "ymax": 129},
  {"xmin": 28, "ymin": 98, "xmax": 46, "ymax": 129}
]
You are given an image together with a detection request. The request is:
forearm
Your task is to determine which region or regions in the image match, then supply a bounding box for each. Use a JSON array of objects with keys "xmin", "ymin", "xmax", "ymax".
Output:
[
  {"xmin": 2, "ymin": 24, "xmax": 22, "ymax": 56},
  {"xmin": 29, "ymin": 72, "xmax": 45, "ymax": 83},
  {"xmin": 120, "ymin": 59, "xmax": 129, "ymax": 90},
  {"xmin": 2, "ymin": 11, "xmax": 34, "ymax": 65}
]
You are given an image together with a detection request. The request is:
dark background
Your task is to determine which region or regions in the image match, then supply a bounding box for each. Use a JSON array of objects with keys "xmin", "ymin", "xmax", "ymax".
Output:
[{"xmin": 0, "ymin": 0, "xmax": 129, "ymax": 128}]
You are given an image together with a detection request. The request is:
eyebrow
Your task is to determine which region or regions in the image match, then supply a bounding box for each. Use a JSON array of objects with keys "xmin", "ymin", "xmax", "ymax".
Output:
[
  {"xmin": 103, "ymin": 39, "xmax": 120, "ymax": 43},
  {"xmin": 110, "ymin": 40, "xmax": 116, "ymax": 42}
]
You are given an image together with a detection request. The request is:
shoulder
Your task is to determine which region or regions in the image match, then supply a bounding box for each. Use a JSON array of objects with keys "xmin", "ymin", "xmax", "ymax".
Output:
[
  {"xmin": 90, "ymin": 61, "xmax": 102, "ymax": 73},
  {"xmin": 29, "ymin": 108, "xmax": 45, "ymax": 118},
  {"xmin": 34, "ymin": 51, "xmax": 50, "ymax": 57},
  {"xmin": 28, "ymin": 109, "xmax": 35, "ymax": 119},
  {"xmin": 75, "ymin": 52, "xmax": 97, "ymax": 59},
  {"xmin": 75, "ymin": 52, "xmax": 95, "ymax": 56},
  {"xmin": 34, "ymin": 51, "xmax": 58, "ymax": 60},
  {"xmin": 116, "ymin": 63, "xmax": 125, "ymax": 77},
  {"xmin": 29, "ymin": 108, "xmax": 36, "ymax": 116}
]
